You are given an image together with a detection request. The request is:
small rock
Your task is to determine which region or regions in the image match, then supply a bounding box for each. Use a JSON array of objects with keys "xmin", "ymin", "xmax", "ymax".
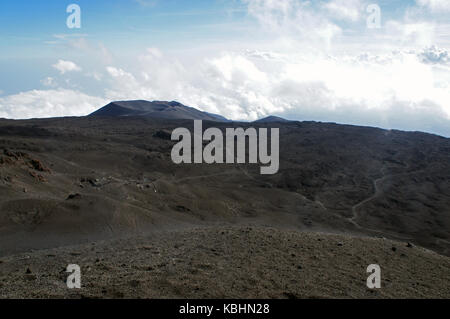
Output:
[
  {"xmin": 337, "ymin": 242, "xmax": 344, "ymax": 247},
  {"xmin": 67, "ymin": 193, "xmax": 82, "ymax": 200},
  {"xmin": 29, "ymin": 159, "xmax": 50, "ymax": 172},
  {"xmin": 406, "ymin": 242, "xmax": 414, "ymax": 248},
  {"xmin": 175, "ymin": 205, "xmax": 191, "ymax": 212}
]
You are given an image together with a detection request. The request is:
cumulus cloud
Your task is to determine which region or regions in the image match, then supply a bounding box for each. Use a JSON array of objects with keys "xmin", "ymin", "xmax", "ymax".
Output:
[
  {"xmin": 0, "ymin": 89, "xmax": 107, "ymax": 119},
  {"xmin": 91, "ymin": 46, "xmax": 450, "ymax": 136},
  {"xmin": 52, "ymin": 60, "xmax": 82, "ymax": 74}
]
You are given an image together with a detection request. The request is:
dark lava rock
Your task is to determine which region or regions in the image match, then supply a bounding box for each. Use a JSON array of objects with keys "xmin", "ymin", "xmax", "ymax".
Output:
[{"xmin": 67, "ymin": 193, "xmax": 82, "ymax": 200}]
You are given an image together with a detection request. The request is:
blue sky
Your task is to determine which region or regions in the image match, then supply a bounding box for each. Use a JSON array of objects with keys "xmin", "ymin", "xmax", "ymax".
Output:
[
  {"xmin": 0, "ymin": 0, "xmax": 250, "ymax": 94},
  {"xmin": 0, "ymin": 1, "xmax": 248, "ymax": 56},
  {"xmin": 0, "ymin": 0, "xmax": 450, "ymax": 136},
  {"xmin": 0, "ymin": 0, "xmax": 427, "ymax": 63}
]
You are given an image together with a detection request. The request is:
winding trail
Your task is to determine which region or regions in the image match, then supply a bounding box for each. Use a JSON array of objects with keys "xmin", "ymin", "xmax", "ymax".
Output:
[
  {"xmin": 350, "ymin": 168, "xmax": 390, "ymax": 226},
  {"xmin": 347, "ymin": 163, "xmax": 436, "ymax": 241}
]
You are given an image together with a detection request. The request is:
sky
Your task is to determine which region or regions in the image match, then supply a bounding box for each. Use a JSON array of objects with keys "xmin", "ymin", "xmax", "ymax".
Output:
[{"xmin": 0, "ymin": 0, "xmax": 450, "ymax": 136}]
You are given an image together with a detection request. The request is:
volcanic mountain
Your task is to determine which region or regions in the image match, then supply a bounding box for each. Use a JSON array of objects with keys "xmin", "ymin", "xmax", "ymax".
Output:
[
  {"xmin": 254, "ymin": 115, "xmax": 291, "ymax": 123},
  {"xmin": 90, "ymin": 100, "xmax": 228, "ymax": 122}
]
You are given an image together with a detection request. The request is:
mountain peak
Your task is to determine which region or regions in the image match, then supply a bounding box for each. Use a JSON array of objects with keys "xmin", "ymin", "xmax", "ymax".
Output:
[
  {"xmin": 254, "ymin": 115, "xmax": 291, "ymax": 123},
  {"xmin": 89, "ymin": 100, "xmax": 228, "ymax": 122}
]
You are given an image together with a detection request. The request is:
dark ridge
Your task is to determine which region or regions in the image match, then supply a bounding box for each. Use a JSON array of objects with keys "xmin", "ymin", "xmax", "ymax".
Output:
[
  {"xmin": 254, "ymin": 115, "xmax": 291, "ymax": 123},
  {"xmin": 90, "ymin": 100, "xmax": 228, "ymax": 122}
]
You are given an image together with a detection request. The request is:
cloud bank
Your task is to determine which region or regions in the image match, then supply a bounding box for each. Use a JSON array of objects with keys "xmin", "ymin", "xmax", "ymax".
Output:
[{"xmin": 0, "ymin": 89, "xmax": 106, "ymax": 119}]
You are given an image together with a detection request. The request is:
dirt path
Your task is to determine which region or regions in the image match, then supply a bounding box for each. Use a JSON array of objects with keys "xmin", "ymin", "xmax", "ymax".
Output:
[
  {"xmin": 350, "ymin": 170, "xmax": 389, "ymax": 226},
  {"xmin": 348, "ymin": 164, "xmax": 431, "ymax": 241}
]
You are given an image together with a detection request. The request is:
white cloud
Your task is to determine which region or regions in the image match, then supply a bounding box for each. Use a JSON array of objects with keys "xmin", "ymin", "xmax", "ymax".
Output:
[
  {"xmin": 0, "ymin": 89, "xmax": 107, "ymax": 119},
  {"xmin": 52, "ymin": 60, "xmax": 82, "ymax": 74},
  {"xmin": 106, "ymin": 66, "xmax": 133, "ymax": 78},
  {"xmin": 323, "ymin": 0, "xmax": 364, "ymax": 22},
  {"xmin": 385, "ymin": 21, "xmax": 437, "ymax": 48},
  {"xmin": 93, "ymin": 46, "xmax": 450, "ymax": 136},
  {"xmin": 417, "ymin": 0, "xmax": 450, "ymax": 12},
  {"xmin": 243, "ymin": 0, "xmax": 342, "ymax": 48}
]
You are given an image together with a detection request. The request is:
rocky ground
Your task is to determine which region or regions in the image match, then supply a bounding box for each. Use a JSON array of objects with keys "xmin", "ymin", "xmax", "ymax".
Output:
[{"xmin": 1, "ymin": 226, "xmax": 449, "ymax": 299}]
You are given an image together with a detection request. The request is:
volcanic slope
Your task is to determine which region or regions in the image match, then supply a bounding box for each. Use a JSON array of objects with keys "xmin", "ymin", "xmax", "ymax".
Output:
[
  {"xmin": 90, "ymin": 100, "xmax": 227, "ymax": 122},
  {"xmin": 0, "ymin": 115, "xmax": 449, "ymax": 259}
]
